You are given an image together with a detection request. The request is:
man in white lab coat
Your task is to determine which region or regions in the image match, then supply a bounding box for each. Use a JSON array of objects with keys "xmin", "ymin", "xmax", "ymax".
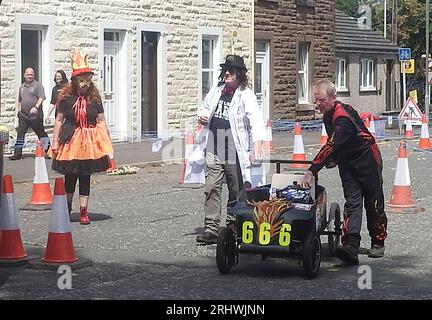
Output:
[{"xmin": 195, "ymin": 54, "xmax": 267, "ymax": 245}]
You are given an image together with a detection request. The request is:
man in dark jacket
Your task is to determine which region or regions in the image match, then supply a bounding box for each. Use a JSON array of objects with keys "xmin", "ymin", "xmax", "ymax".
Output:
[
  {"xmin": 9, "ymin": 68, "xmax": 50, "ymax": 160},
  {"xmin": 301, "ymin": 80, "xmax": 387, "ymax": 265}
]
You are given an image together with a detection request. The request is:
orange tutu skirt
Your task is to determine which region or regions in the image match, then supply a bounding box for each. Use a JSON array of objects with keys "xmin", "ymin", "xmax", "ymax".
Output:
[{"xmin": 50, "ymin": 124, "xmax": 114, "ymax": 175}]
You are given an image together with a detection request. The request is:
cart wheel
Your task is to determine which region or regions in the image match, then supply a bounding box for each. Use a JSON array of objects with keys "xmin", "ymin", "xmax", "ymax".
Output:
[
  {"xmin": 327, "ymin": 202, "xmax": 341, "ymax": 257},
  {"xmin": 302, "ymin": 234, "xmax": 321, "ymax": 279},
  {"xmin": 216, "ymin": 227, "xmax": 236, "ymax": 274}
]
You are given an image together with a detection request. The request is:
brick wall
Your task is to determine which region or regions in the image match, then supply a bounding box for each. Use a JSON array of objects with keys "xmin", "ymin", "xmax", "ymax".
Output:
[{"xmin": 255, "ymin": 0, "xmax": 335, "ymax": 120}]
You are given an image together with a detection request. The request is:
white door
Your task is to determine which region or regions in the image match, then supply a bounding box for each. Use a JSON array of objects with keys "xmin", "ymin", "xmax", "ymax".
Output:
[
  {"xmin": 103, "ymin": 40, "xmax": 120, "ymax": 140},
  {"xmin": 255, "ymin": 41, "xmax": 270, "ymax": 122}
]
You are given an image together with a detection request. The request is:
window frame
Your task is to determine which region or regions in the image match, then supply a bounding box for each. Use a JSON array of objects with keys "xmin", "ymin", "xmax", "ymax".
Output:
[
  {"xmin": 360, "ymin": 58, "xmax": 376, "ymax": 91},
  {"xmin": 297, "ymin": 42, "xmax": 311, "ymax": 104},
  {"xmin": 335, "ymin": 57, "xmax": 348, "ymax": 92},
  {"xmin": 198, "ymin": 27, "xmax": 222, "ymax": 102}
]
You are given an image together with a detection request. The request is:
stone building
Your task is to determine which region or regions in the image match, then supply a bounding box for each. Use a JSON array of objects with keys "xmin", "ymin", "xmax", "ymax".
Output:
[
  {"xmin": 254, "ymin": 0, "xmax": 335, "ymax": 121},
  {"xmin": 0, "ymin": 0, "xmax": 254, "ymax": 142},
  {"xmin": 335, "ymin": 9, "xmax": 400, "ymax": 116}
]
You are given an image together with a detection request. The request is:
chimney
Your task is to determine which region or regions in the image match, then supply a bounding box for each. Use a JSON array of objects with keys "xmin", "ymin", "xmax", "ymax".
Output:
[{"xmin": 357, "ymin": 4, "xmax": 372, "ymax": 30}]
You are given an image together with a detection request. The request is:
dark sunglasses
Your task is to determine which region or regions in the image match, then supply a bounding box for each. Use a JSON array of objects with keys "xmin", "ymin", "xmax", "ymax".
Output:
[{"xmin": 222, "ymin": 67, "xmax": 237, "ymax": 75}]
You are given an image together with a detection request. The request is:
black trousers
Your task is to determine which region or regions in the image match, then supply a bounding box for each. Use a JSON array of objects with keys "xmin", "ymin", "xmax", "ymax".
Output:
[
  {"xmin": 14, "ymin": 115, "xmax": 50, "ymax": 151},
  {"xmin": 64, "ymin": 174, "xmax": 91, "ymax": 196},
  {"xmin": 339, "ymin": 155, "xmax": 388, "ymax": 247}
]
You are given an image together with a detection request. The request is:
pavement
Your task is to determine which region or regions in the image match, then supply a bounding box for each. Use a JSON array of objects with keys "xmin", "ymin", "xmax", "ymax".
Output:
[{"xmin": 2, "ymin": 127, "xmax": 410, "ymax": 183}]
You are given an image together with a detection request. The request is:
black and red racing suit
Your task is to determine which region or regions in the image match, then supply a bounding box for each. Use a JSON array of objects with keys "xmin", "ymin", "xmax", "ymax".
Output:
[{"xmin": 308, "ymin": 101, "xmax": 387, "ymax": 247}]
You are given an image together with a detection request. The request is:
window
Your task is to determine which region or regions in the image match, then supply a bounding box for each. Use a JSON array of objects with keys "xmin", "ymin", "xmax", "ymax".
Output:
[
  {"xmin": 335, "ymin": 57, "xmax": 347, "ymax": 91},
  {"xmin": 360, "ymin": 58, "xmax": 376, "ymax": 90},
  {"xmin": 199, "ymin": 27, "xmax": 222, "ymax": 101},
  {"xmin": 298, "ymin": 42, "xmax": 310, "ymax": 103},
  {"xmin": 201, "ymin": 37, "xmax": 217, "ymax": 98}
]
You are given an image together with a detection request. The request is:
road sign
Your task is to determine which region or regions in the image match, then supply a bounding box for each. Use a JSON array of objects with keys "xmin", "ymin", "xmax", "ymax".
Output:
[
  {"xmin": 401, "ymin": 59, "xmax": 415, "ymax": 73},
  {"xmin": 398, "ymin": 97, "xmax": 423, "ymax": 125},
  {"xmin": 399, "ymin": 48, "xmax": 411, "ymax": 61}
]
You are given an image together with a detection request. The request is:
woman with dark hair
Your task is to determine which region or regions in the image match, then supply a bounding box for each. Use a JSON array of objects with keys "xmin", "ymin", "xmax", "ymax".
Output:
[
  {"xmin": 194, "ymin": 54, "xmax": 267, "ymax": 245},
  {"xmin": 45, "ymin": 70, "xmax": 68, "ymax": 125},
  {"xmin": 49, "ymin": 49, "xmax": 113, "ymax": 225}
]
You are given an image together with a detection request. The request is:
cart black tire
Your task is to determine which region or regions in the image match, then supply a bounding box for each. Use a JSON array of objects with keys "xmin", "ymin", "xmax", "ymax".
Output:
[
  {"xmin": 302, "ymin": 234, "xmax": 321, "ymax": 279},
  {"xmin": 216, "ymin": 227, "xmax": 236, "ymax": 274},
  {"xmin": 328, "ymin": 202, "xmax": 341, "ymax": 257}
]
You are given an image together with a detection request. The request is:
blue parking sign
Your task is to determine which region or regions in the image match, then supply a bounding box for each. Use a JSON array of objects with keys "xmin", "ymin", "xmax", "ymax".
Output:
[{"xmin": 399, "ymin": 48, "xmax": 411, "ymax": 61}]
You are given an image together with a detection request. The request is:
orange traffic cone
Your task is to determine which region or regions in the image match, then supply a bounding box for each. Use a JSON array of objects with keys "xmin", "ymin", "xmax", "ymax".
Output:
[
  {"xmin": 264, "ymin": 119, "xmax": 275, "ymax": 153},
  {"xmin": 369, "ymin": 116, "xmax": 376, "ymax": 138},
  {"xmin": 319, "ymin": 123, "xmax": 328, "ymax": 145},
  {"xmin": 387, "ymin": 141, "xmax": 424, "ymax": 214},
  {"xmin": 0, "ymin": 175, "xmax": 32, "ymax": 266},
  {"xmin": 106, "ymin": 154, "xmax": 117, "ymax": 173},
  {"xmin": 42, "ymin": 178, "xmax": 78, "ymax": 263},
  {"xmin": 405, "ymin": 119, "xmax": 414, "ymax": 139},
  {"xmin": 290, "ymin": 122, "xmax": 308, "ymax": 168},
  {"xmin": 418, "ymin": 115, "xmax": 431, "ymax": 150},
  {"xmin": 28, "ymin": 178, "xmax": 92, "ymax": 270},
  {"xmin": 21, "ymin": 141, "xmax": 52, "ymax": 210}
]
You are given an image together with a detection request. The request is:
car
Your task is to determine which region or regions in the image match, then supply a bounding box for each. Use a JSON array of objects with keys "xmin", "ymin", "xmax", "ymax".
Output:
[{"xmin": 216, "ymin": 159, "xmax": 342, "ymax": 279}]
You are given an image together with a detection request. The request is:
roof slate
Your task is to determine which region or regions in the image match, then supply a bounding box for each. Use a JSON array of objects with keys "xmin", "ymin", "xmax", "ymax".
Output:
[{"xmin": 335, "ymin": 10, "xmax": 399, "ymax": 55}]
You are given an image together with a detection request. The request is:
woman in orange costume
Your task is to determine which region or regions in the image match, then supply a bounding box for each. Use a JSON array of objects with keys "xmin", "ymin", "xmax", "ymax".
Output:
[{"xmin": 50, "ymin": 49, "xmax": 113, "ymax": 225}]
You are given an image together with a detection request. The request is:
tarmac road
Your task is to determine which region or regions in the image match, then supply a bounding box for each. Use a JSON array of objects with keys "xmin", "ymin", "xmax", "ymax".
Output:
[{"xmin": 0, "ymin": 136, "xmax": 432, "ymax": 303}]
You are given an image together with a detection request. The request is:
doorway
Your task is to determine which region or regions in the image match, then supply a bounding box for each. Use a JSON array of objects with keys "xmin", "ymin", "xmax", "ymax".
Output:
[
  {"xmin": 141, "ymin": 31, "xmax": 158, "ymax": 138},
  {"xmin": 255, "ymin": 40, "xmax": 270, "ymax": 121}
]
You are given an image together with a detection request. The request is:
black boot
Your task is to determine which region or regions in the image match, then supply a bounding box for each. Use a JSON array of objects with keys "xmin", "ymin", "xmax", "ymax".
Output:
[{"xmin": 9, "ymin": 149, "xmax": 22, "ymax": 160}]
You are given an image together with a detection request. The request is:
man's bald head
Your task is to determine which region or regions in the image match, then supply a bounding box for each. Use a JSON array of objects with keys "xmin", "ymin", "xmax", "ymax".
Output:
[{"xmin": 23, "ymin": 68, "xmax": 35, "ymax": 84}]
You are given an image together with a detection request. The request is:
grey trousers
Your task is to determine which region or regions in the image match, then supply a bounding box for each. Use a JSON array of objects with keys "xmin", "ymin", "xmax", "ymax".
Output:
[{"xmin": 203, "ymin": 151, "xmax": 243, "ymax": 235}]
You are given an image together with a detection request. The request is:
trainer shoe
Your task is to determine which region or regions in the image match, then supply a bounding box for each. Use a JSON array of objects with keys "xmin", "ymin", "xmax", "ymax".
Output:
[
  {"xmin": 368, "ymin": 244, "xmax": 385, "ymax": 258},
  {"xmin": 335, "ymin": 244, "xmax": 359, "ymax": 265},
  {"xmin": 196, "ymin": 231, "xmax": 218, "ymax": 245}
]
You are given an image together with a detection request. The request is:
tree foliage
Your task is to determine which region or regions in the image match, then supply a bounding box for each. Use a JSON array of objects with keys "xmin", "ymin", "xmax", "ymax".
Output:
[
  {"xmin": 372, "ymin": 0, "xmax": 431, "ymax": 108},
  {"xmin": 336, "ymin": 0, "xmax": 359, "ymax": 17}
]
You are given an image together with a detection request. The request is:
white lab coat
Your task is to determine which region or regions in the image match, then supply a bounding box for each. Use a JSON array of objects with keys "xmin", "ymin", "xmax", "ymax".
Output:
[{"xmin": 195, "ymin": 83, "xmax": 267, "ymax": 187}]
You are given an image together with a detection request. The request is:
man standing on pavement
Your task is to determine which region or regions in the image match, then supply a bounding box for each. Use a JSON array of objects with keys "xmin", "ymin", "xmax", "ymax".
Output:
[
  {"xmin": 9, "ymin": 67, "xmax": 50, "ymax": 160},
  {"xmin": 301, "ymin": 80, "xmax": 387, "ymax": 265}
]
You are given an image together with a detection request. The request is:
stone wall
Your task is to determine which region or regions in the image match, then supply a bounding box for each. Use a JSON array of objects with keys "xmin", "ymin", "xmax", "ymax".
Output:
[
  {"xmin": 0, "ymin": 0, "xmax": 253, "ymax": 140},
  {"xmin": 255, "ymin": 0, "xmax": 335, "ymax": 120}
]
